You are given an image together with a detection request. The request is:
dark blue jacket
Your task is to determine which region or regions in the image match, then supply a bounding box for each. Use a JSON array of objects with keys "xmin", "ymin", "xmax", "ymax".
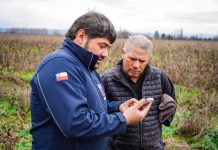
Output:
[{"xmin": 30, "ymin": 39, "xmax": 127, "ymax": 150}]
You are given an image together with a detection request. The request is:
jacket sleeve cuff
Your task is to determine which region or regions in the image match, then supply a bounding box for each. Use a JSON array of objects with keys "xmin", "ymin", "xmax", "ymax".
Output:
[
  {"xmin": 114, "ymin": 112, "xmax": 127, "ymax": 133},
  {"xmin": 107, "ymin": 101, "xmax": 123, "ymax": 113}
]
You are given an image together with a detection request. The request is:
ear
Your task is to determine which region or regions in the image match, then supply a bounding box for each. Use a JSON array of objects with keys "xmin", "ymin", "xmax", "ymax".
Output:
[
  {"xmin": 122, "ymin": 48, "xmax": 125, "ymax": 54},
  {"xmin": 122, "ymin": 48, "xmax": 125, "ymax": 59},
  {"xmin": 74, "ymin": 29, "xmax": 87, "ymax": 46}
]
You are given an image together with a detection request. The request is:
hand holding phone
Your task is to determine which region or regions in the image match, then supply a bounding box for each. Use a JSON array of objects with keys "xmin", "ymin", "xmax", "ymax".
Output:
[
  {"xmin": 123, "ymin": 98, "xmax": 152, "ymax": 124},
  {"xmin": 137, "ymin": 98, "xmax": 154, "ymax": 111}
]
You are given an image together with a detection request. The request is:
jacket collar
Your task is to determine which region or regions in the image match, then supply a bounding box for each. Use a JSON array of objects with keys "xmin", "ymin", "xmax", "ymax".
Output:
[{"xmin": 62, "ymin": 38, "xmax": 99, "ymax": 71}]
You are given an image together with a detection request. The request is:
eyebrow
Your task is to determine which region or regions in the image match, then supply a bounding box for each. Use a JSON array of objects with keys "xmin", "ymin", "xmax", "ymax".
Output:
[{"xmin": 128, "ymin": 56, "xmax": 147, "ymax": 61}]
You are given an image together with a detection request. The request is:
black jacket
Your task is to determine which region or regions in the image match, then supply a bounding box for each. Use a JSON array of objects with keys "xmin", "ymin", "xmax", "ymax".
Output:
[{"xmin": 102, "ymin": 61, "xmax": 176, "ymax": 150}]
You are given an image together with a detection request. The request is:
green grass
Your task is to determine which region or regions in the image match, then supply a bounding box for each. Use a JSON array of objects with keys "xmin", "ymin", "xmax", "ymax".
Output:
[
  {"xmin": 17, "ymin": 71, "xmax": 35, "ymax": 82},
  {"xmin": 163, "ymin": 123, "xmax": 180, "ymax": 138},
  {"xmin": 0, "ymin": 74, "xmax": 217, "ymax": 149},
  {"xmin": 0, "ymin": 97, "xmax": 17, "ymax": 116},
  {"xmin": 162, "ymin": 111, "xmax": 191, "ymax": 139},
  {"xmin": 175, "ymin": 85, "xmax": 198, "ymax": 106},
  {"xmin": 191, "ymin": 128, "xmax": 218, "ymax": 150},
  {"xmin": 0, "ymin": 95, "xmax": 31, "ymax": 150},
  {"xmin": 16, "ymin": 128, "xmax": 32, "ymax": 150},
  {"xmin": 163, "ymin": 85, "xmax": 218, "ymax": 150},
  {"xmin": 12, "ymin": 70, "xmax": 35, "ymax": 82},
  {"xmin": 211, "ymin": 115, "xmax": 218, "ymax": 128}
]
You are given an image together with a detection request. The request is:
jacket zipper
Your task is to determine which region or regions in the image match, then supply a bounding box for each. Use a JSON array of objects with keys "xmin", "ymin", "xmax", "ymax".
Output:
[
  {"xmin": 88, "ymin": 54, "xmax": 106, "ymax": 112},
  {"xmin": 140, "ymin": 121, "xmax": 142, "ymax": 150},
  {"xmin": 140, "ymin": 88, "xmax": 144, "ymax": 150},
  {"xmin": 92, "ymin": 73, "xmax": 106, "ymax": 112},
  {"xmin": 114, "ymin": 77, "xmax": 143, "ymax": 149}
]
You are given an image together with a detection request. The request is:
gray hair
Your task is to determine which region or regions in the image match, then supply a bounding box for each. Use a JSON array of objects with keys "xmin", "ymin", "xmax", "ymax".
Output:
[
  {"xmin": 123, "ymin": 35, "xmax": 153, "ymax": 53},
  {"xmin": 65, "ymin": 11, "xmax": 116, "ymax": 44}
]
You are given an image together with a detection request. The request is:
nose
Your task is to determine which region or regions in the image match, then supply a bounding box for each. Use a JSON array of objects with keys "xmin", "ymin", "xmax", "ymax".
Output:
[
  {"xmin": 133, "ymin": 60, "xmax": 140, "ymax": 68},
  {"xmin": 101, "ymin": 49, "xmax": 108, "ymax": 58}
]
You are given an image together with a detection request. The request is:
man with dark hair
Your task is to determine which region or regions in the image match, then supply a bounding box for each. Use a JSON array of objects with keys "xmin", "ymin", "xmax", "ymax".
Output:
[
  {"xmin": 102, "ymin": 35, "xmax": 177, "ymax": 150},
  {"xmin": 30, "ymin": 11, "xmax": 152, "ymax": 150}
]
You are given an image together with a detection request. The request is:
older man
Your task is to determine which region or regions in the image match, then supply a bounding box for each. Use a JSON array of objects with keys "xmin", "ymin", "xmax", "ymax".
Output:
[{"xmin": 102, "ymin": 35, "xmax": 176, "ymax": 150}]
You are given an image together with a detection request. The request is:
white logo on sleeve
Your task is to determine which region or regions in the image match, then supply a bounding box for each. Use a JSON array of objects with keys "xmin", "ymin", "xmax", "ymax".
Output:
[{"xmin": 56, "ymin": 72, "xmax": 68, "ymax": 81}]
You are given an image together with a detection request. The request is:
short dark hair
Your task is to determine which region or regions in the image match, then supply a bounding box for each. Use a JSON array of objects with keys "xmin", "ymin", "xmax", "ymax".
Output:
[{"xmin": 65, "ymin": 11, "xmax": 116, "ymax": 44}]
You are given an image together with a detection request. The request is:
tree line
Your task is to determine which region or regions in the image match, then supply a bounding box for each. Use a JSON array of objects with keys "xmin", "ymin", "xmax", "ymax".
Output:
[{"xmin": 1, "ymin": 28, "xmax": 218, "ymax": 41}]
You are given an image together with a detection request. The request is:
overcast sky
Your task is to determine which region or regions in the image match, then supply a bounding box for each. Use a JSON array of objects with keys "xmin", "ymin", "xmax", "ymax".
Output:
[{"xmin": 1, "ymin": 0, "xmax": 218, "ymax": 35}]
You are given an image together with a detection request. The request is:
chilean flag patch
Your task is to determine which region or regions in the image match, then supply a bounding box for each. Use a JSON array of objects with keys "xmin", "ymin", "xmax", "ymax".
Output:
[{"xmin": 56, "ymin": 72, "xmax": 68, "ymax": 81}]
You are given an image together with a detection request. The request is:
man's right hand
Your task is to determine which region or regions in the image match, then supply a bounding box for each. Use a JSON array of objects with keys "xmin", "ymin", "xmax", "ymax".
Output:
[
  {"xmin": 122, "ymin": 99, "xmax": 152, "ymax": 125},
  {"xmin": 119, "ymin": 98, "xmax": 138, "ymax": 113}
]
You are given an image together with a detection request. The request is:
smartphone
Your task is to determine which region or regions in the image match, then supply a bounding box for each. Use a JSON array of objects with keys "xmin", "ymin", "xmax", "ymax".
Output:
[
  {"xmin": 144, "ymin": 98, "xmax": 154, "ymax": 104},
  {"xmin": 139, "ymin": 98, "xmax": 154, "ymax": 111}
]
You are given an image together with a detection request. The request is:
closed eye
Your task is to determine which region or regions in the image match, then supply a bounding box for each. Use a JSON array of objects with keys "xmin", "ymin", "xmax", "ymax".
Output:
[{"xmin": 99, "ymin": 43, "xmax": 111, "ymax": 50}]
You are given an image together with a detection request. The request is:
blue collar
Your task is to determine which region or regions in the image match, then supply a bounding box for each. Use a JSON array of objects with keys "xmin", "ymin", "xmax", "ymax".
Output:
[{"xmin": 62, "ymin": 38, "xmax": 99, "ymax": 71}]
